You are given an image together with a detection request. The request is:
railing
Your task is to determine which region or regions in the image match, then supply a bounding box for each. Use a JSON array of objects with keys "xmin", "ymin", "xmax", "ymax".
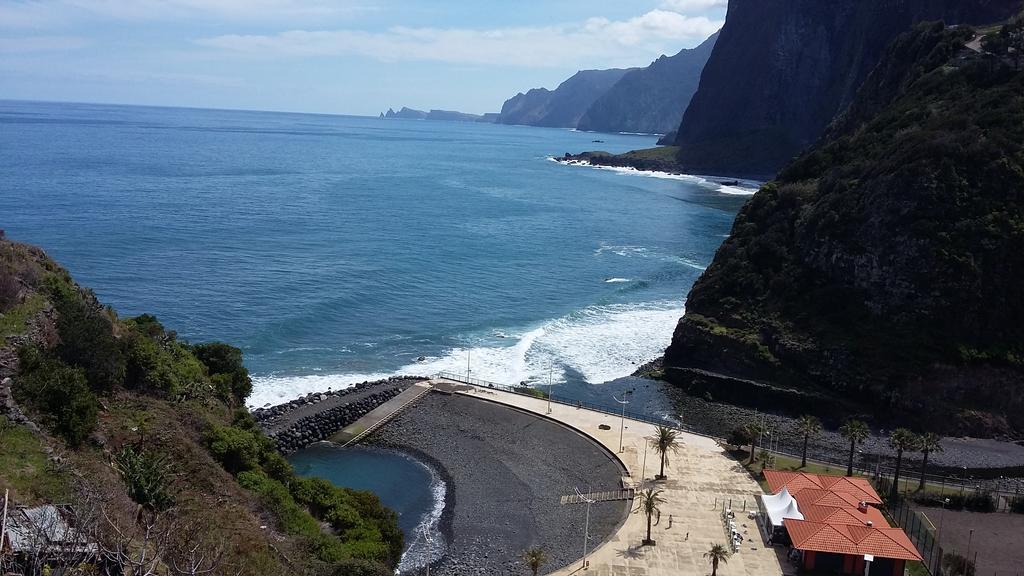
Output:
[
  {"xmin": 342, "ymin": 385, "xmax": 432, "ymax": 447},
  {"xmin": 432, "ymin": 372, "xmax": 1024, "ymax": 494},
  {"xmin": 434, "ymin": 371, "xmax": 684, "ymax": 431}
]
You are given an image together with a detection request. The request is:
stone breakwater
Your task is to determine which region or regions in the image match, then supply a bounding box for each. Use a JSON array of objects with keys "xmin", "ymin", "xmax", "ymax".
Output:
[{"xmin": 252, "ymin": 376, "xmax": 426, "ymax": 453}]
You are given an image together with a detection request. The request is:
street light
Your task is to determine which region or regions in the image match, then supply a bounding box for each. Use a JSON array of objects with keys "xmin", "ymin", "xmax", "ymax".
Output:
[
  {"xmin": 613, "ymin": 391, "xmax": 632, "ymax": 453},
  {"xmin": 936, "ymin": 497, "xmax": 949, "ymax": 557},
  {"xmin": 547, "ymin": 364, "xmax": 553, "ymax": 414},
  {"xmin": 574, "ymin": 487, "xmax": 595, "ymax": 571}
]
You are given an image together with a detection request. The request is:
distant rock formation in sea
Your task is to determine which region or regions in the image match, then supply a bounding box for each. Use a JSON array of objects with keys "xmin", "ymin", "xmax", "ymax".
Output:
[
  {"xmin": 381, "ymin": 107, "xmax": 497, "ymax": 122},
  {"xmin": 670, "ymin": 0, "xmax": 1024, "ymax": 178},
  {"xmin": 576, "ymin": 31, "xmax": 718, "ymax": 135}
]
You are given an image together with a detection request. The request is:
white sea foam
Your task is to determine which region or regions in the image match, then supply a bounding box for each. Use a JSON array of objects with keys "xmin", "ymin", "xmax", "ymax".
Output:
[
  {"xmin": 249, "ymin": 300, "xmax": 686, "ymax": 407},
  {"xmin": 249, "ymin": 371, "xmax": 394, "ymax": 408},
  {"xmin": 604, "ymin": 277, "xmax": 631, "ymax": 283},
  {"xmin": 554, "ymin": 157, "xmax": 760, "ymax": 195},
  {"xmin": 397, "ymin": 458, "xmax": 447, "ymax": 573}
]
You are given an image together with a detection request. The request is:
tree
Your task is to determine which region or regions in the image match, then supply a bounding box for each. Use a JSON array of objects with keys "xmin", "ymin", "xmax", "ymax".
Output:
[
  {"xmin": 704, "ymin": 544, "xmax": 731, "ymax": 576},
  {"xmin": 839, "ymin": 419, "xmax": 870, "ymax": 477},
  {"xmin": 634, "ymin": 488, "xmax": 664, "ymax": 546},
  {"xmin": 521, "ymin": 547, "xmax": 548, "ymax": 576},
  {"xmin": 916, "ymin": 432, "xmax": 943, "ymax": 491},
  {"xmin": 888, "ymin": 428, "xmax": 918, "ymax": 501},
  {"xmin": 744, "ymin": 421, "xmax": 766, "ymax": 466},
  {"xmin": 648, "ymin": 426, "xmax": 681, "ymax": 480},
  {"xmin": 796, "ymin": 415, "xmax": 822, "ymax": 468}
]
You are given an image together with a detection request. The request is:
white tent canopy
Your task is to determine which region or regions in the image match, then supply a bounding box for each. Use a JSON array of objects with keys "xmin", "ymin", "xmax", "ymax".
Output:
[{"xmin": 761, "ymin": 486, "xmax": 803, "ymax": 528}]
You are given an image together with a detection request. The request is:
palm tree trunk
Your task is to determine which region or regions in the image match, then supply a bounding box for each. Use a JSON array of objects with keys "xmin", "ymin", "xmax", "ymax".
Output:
[
  {"xmin": 846, "ymin": 439, "xmax": 855, "ymax": 477},
  {"xmin": 891, "ymin": 450, "xmax": 903, "ymax": 502},
  {"xmin": 918, "ymin": 450, "xmax": 929, "ymax": 491},
  {"xmin": 748, "ymin": 439, "xmax": 756, "ymax": 465},
  {"xmin": 712, "ymin": 557, "xmax": 719, "ymax": 576},
  {"xmin": 646, "ymin": 512, "xmax": 652, "ymax": 543},
  {"xmin": 659, "ymin": 453, "xmax": 665, "ymax": 479},
  {"xmin": 801, "ymin": 433, "xmax": 809, "ymax": 468}
]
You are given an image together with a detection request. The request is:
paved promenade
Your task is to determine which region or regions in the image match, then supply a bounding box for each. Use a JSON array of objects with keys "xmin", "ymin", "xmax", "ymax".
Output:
[{"xmin": 434, "ymin": 379, "xmax": 785, "ymax": 576}]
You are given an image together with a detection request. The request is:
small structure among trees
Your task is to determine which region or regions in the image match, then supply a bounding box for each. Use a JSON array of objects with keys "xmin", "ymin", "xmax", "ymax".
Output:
[{"xmin": 0, "ymin": 503, "xmax": 100, "ymax": 575}]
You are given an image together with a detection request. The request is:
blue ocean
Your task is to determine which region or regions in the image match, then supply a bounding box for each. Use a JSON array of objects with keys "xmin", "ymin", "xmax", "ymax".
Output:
[{"xmin": 0, "ymin": 100, "xmax": 752, "ymax": 409}]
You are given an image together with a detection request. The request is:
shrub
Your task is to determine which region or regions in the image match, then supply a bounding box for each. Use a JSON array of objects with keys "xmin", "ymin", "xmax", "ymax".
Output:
[
  {"xmin": 113, "ymin": 444, "xmax": 175, "ymax": 512},
  {"xmin": 15, "ymin": 348, "xmax": 98, "ymax": 446},
  {"xmin": 1011, "ymin": 497, "xmax": 1024, "ymax": 514},
  {"xmin": 45, "ymin": 276, "xmax": 125, "ymax": 391},
  {"xmin": 205, "ymin": 425, "xmax": 275, "ymax": 476},
  {"xmin": 942, "ymin": 553, "xmax": 975, "ymax": 576},
  {"xmin": 191, "ymin": 342, "xmax": 252, "ymax": 403},
  {"xmin": 727, "ymin": 425, "xmax": 754, "ymax": 448}
]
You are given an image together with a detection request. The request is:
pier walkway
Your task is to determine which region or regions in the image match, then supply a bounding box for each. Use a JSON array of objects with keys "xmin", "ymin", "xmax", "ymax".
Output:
[{"xmin": 330, "ymin": 381, "xmax": 433, "ymax": 445}]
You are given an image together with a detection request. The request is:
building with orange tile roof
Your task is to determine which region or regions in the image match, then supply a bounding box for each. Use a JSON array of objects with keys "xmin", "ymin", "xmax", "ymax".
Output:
[{"xmin": 757, "ymin": 472, "xmax": 921, "ymax": 575}]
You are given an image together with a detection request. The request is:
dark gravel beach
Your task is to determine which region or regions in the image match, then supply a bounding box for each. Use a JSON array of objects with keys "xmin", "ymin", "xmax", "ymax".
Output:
[{"xmin": 371, "ymin": 392, "xmax": 630, "ymax": 576}]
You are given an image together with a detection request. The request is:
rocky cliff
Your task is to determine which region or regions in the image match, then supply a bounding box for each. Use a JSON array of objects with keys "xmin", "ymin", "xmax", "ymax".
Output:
[
  {"xmin": 576, "ymin": 32, "xmax": 718, "ymax": 135},
  {"xmin": 664, "ymin": 21, "xmax": 1024, "ymax": 437},
  {"xmin": 496, "ymin": 68, "xmax": 634, "ymax": 128},
  {"xmin": 671, "ymin": 0, "xmax": 1024, "ymax": 178}
]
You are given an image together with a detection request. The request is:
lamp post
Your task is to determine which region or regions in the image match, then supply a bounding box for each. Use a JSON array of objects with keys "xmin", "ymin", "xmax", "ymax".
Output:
[
  {"xmin": 936, "ymin": 497, "xmax": 949, "ymax": 559},
  {"xmin": 964, "ymin": 528, "xmax": 974, "ymax": 576},
  {"xmin": 547, "ymin": 364, "xmax": 553, "ymax": 414},
  {"xmin": 574, "ymin": 487, "xmax": 595, "ymax": 571},
  {"xmin": 613, "ymin": 391, "xmax": 631, "ymax": 453},
  {"xmin": 466, "ymin": 349, "xmax": 471, "ymax": 381},
  {"xmin": 640, "ymin": 440, "xmax": 648, "ymax": 489}
]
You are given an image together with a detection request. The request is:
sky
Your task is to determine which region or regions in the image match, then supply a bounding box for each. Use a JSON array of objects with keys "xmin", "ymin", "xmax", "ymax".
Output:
[{"xmin": 0, "ymin": 0, "xmax": 726, "ymax": 116}]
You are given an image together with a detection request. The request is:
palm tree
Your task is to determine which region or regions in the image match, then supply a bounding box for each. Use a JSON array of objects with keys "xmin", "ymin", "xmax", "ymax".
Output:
[
  {"xmin": 839, "ymin": 419, "xmax": 870, "ymax": 477},
  {"xmin": 889, "ymin": 428, "xmax": 918, "ymax": 501},
  {"xmin": 635, "ymin": 488, "xmax": 665, "ymax": 546},
  {"xmin": 521, "ymin": 547, "xmax": 547, "ymax": 576},
  {"xmin": 704, "ymin": 544, "xmax": 731, "ymax": 576},
  {"xmin": 916, "ymin": 432, "xmax": 943, "ymax": 491},
  {"xmin": 649, "ymin": 426, "xmax": 681, "ymax": 480},
  {"xmin": 796, "ymin": 415, "xmax": 822, "ymax": 468}
]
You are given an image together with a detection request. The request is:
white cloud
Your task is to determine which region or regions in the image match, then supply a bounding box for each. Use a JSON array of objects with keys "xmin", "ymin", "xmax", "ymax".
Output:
[
  {"xmin": 194, "ymin": 10, "xmax": 723, "ymax": 68},
  {"xmin": 660, "ymin": 0, "xmax": 728, "ymax": 13}
]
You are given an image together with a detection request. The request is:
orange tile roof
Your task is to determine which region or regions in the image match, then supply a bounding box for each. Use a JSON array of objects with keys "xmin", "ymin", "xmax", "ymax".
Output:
[
  {"xmin": 784, "ymin": 519, "xmax": 923, "ymax": 561},
  {"xmin": 764, "ymin": 471, "xmax": 881, "ymax": 504}
]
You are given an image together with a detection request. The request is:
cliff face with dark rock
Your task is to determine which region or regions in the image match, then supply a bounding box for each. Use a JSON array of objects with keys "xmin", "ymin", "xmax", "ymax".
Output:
[
  {"xmin": 672, "ymin": 0, "xmax": 1024, "ymax": 178},
  {"xmin": 576, "ymin": 32, "xmax": 718, "ymax": 135},
  {"xmin": 496, "ymin": 68, "xmax": 634, "ymax": 128},
  {"xmin": 664, "ymin": 22, "xmax": 1024, "ymax": 438}
]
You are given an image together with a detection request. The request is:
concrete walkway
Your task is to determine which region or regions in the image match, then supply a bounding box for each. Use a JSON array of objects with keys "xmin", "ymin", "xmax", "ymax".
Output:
[
  {"xmin": 330, "ymin": 381, "xmax": 433, "ymax": 444},
  {"xmin": 435, "ymin": 379, "xmax": 785, "ymax": 576}
]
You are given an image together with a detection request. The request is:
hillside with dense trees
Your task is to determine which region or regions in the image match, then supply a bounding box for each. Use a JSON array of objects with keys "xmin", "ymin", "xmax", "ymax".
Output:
[
  {"xmin": 663, "ymin": 21, "xmax": 1024, "ymax": 438},
  {"xmin": 0, "ymin": 236, "xmax": 401, "ymax": 576}
]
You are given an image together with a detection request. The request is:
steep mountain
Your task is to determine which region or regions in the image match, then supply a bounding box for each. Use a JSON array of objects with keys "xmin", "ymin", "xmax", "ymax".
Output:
[
  {"xmin": 671, "ymin": 0, "xmax": 1024, "ymax": 178},
  {"xmin": 663, "ymin": 21, "xmax": 1024, "ymax": 437},
  {"xmin": 496, "ymin": 68, "xmax": 634, "ymax": 128},
  {"xmin": 576, "ymin": 31, "xmax": 718, "ymax": 135}
]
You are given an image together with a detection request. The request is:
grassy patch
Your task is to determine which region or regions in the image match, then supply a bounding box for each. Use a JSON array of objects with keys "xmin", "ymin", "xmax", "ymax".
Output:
[
  {"xmin": 0, "ymin": 293, "xmax": 46, "ymax": 346},
  {"xmin": 0, "ymin": 416, "xmax": 71, "ymax": 504}
]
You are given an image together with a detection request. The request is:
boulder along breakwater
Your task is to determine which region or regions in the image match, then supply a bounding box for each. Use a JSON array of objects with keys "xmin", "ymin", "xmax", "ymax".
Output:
[{"xmin": 253, "ymin": 376, "xmax": 426, "ymax": 453}]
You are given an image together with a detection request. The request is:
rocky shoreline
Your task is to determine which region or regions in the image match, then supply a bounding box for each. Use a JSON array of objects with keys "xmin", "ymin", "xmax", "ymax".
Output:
[{"xmin": 370, "ymin": 392, "xmax": 630, "ymax": 576}]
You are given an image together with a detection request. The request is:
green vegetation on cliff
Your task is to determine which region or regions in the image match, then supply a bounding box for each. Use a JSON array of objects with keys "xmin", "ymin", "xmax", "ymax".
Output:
[
  {"xmin": 665, "ymin": 21, "xmax": 1024, "ymax": 437},
  {"xmin": 0, "ymin": 237, "xmax": 401, "ymax": 575}
]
